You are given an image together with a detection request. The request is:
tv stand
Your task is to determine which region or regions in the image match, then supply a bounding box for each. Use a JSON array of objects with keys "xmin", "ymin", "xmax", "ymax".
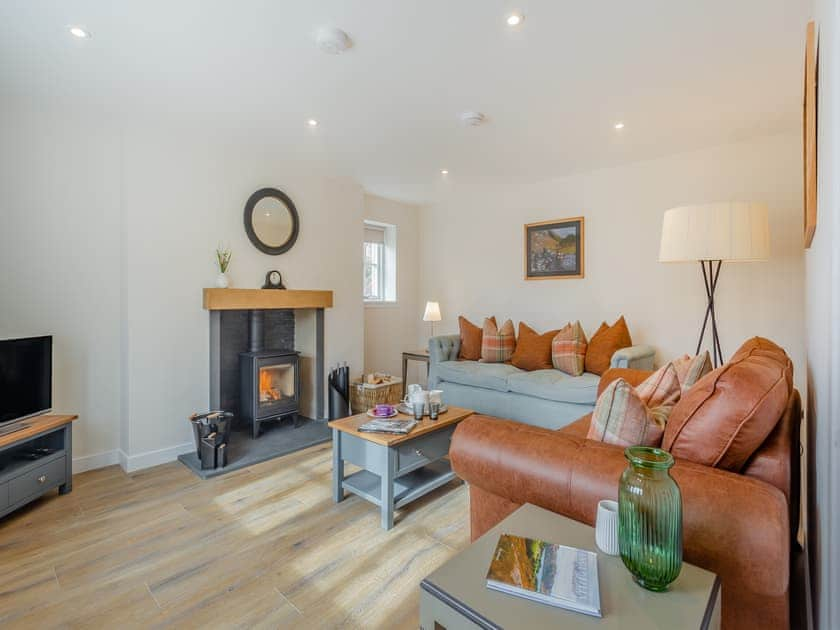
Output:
[
  {"xmin": 0, "ymin": 422, "xmax": 29, "ymax": 438},
  {"xmin": 0, "ymin": 414, "xmax": 76, "ymax": 519}
]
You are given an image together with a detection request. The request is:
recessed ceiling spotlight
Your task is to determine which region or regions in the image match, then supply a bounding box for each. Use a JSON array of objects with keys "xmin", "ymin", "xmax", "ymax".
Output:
[
  {"xmin": 68, "ymin": 26, "xmax": 91, "ymax": 39},
  {"xmin": 440, "ymin": 169, "xmax": 449, "ymax": 175},
  {"xmin": 315, "ymin": 26, "xmax": 352, "ymax": 54},
  {"xmin": 506, "ymin": 13, "xmax": 524, "ymax": 26},
  {"xmin": 614, "ymin": 122, "xmax": 625, "ymax": 130},
  {"xmin": 307, "ymin": 119, "xmax": 319, "ymax": 127}
]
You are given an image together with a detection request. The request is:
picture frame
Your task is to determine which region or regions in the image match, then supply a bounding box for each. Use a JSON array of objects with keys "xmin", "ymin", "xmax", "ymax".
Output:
[
  {"xmin": 524, "ymin": 217, "xmax": 585, "ymax": 280},
  {"xmin": 803, "ymin": 20, "xmax": 817, "ymax": 248}
]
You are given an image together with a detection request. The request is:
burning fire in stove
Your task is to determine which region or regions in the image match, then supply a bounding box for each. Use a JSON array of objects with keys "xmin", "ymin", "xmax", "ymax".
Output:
[{"xmin": 259, "ymin": 369, "xmax": 283, "ymax": 403}]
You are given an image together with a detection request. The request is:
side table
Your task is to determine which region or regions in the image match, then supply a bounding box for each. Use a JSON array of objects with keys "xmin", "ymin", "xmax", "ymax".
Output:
[
  {"xmin": 420, "ymin": 503, "xmax": 720, "ymax": 629},
  {"xmin": 402, "ymin": 349, "xmax": 430, "ymax": 397}
]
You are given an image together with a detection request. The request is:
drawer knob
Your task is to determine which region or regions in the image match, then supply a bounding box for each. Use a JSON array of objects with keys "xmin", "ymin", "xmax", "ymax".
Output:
[
  {"xmin": 37, "ymin": 475, "xmax": 47, "ymax": 484},
  {"xmin": 414, "ymin": 448, "xmax": 424, "ymax": 457}
]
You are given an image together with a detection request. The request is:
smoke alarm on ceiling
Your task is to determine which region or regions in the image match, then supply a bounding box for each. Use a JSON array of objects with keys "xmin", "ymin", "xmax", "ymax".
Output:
[
  {"xmin": 459, "ymin": 111, "xmax": 486, "ymax": 126},
  {"xmin": 316, "ymin": 27, "xmax": 352, "ymax": 54}
]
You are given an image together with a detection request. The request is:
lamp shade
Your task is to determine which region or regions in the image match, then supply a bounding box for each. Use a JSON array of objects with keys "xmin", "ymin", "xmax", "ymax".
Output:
[
  {"xmin": 659, "ymin": 202, "xmax": 770, "ymax": 263},
  {"xmin": 422, "ymin": 301, "xmax": 442, "ymax": 322}
]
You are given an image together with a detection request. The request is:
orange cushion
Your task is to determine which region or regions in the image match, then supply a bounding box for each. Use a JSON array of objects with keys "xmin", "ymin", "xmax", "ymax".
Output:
[
  {"xmin": 584, "ymin": 316, "xmax": 632, "ymax": 376},
  {"xmin": 480, "ymin": 318, "xmax": 516, "ymax": 363},
  {"xmin": 662, "ymin": 341, "xmax": 792, "ymax": 471},
  {"xmin": 510, "ymin": 322, "xmax": 560, "ymax": 371},
  {"xmin": 586, "ymin": 363, "xmax": 681, "ymax": 447},
  {"xmin": 458, "ymin": 316, "xmax": 491, "ymax": 361}
]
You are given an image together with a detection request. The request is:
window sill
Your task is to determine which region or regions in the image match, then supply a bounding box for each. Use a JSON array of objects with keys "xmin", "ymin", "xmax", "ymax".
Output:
[{"xmin": 364, "ymin": 300, "xmax": 399, "ymax": 309}]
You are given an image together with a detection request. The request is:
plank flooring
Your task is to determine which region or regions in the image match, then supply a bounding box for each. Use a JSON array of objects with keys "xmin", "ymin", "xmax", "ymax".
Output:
[{"xmin": 0, "ymin": 443, "xmax": 469, "ymax": 629}]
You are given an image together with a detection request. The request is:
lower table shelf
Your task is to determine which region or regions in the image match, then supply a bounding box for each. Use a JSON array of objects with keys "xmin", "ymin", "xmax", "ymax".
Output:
[{"xmin": 342, "ymin": 459, "xmax": 455, "ymax": 509}]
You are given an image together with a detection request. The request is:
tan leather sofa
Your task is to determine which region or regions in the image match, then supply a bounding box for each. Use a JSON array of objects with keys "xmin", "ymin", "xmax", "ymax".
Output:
[{"xmin": 450, "ymin": 338, "xmax": 800, "ymax": 630}]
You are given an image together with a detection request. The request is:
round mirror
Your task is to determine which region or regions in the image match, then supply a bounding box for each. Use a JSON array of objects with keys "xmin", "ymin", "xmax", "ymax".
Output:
[{"xmin": 244, "ymin": 188, "xmax": 300, "ymax": 255}]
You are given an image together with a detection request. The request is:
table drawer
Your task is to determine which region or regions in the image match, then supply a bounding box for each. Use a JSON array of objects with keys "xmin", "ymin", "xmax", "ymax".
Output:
[
  {"xmin": 397, "ymin": 425, "xmax": 456, "ymax": 474},
  {"xmin": 10, "ymin": 456, "xmax": 66, "ymax": 504}
]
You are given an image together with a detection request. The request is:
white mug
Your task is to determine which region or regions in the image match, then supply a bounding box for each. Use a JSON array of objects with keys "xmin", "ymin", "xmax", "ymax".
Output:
[
  {"xmin": 410, "ymin": 389, "xmax": 429, "ymax": 405},
  {"xmin": 595, "ymin": 499, "xmax": 619, "ymax": 556}
]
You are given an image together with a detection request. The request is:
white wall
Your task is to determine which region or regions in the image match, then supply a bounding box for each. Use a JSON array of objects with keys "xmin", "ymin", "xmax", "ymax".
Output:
[
  {"xmin": 362, "ymin": 194, "xmax": 425, "ymax": 384},
  {"xmin": 806, "ymin": 1, "xmax": 840, "ymax": 628},
  {"xmin": 0, "ymin": 109, "xmax": 122, "ymax": 472},
  {"xmin": 418, "ymin": 132, "xmax": 806, "ymax": 390},
  {"xmin": 0, "ymin": 107, "xmax": 366, "ymax": 471}
]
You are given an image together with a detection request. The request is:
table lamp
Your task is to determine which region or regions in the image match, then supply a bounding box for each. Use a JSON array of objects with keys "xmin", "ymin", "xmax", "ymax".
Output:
[
  {"xmin": 659, "ymin": 202, "xmax": 769, "ymax": 367},
  {"xmin": 423, "ymin": 301, "xmax": 442, "ymax": 338}
]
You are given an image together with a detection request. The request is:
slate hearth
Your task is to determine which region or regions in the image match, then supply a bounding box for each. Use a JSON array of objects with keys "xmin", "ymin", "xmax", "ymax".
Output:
[{"xmin": 178, "ymin": 416, "xmax": 331, "ymax": 479}]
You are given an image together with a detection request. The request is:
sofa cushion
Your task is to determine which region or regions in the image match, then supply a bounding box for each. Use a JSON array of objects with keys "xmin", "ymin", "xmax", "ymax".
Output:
[
  {"xmin": 673, "ymin": 351, "xmax": 713, "ymax": 390},
  {"xmin": 662, "ymin": 341, "xmax": 792, "ymax": 471},
  {"xmin": 730, "ymin": 337, "xmax": 793, "ymax": 390},
  {"xmin": 458, "ymin": 315, "xmax": 491, "ymax": 361},
  {"xmin": 506, "ymin": 369, "xmax": 600, "ymax": 405},
  {"xmin": 586, "ymin": 363, "xmax": 681, "ymax": 447},
  {"xmin": 584, "ymin": 316, "xmax": 632, "ymax": 376},
  {"xmin": 551, "ymin": 321, "xmax": 588, "ymax": 376},
  {"xmin": 435, "ymin": 360, "xmax": 520, "ymax": 392},
  {"xmin": 511, "ymin": 322, "xmax": 560, "ymax": 371},
  {"xmin": 481, "ymin": 318, "xmax": 516, "ymax": 363}
]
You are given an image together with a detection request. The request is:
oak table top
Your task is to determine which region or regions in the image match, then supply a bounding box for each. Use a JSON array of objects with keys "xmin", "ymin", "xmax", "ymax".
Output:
[{"xmin": 328, "ymin": 406, "xmax": 473, "ymax": 447}]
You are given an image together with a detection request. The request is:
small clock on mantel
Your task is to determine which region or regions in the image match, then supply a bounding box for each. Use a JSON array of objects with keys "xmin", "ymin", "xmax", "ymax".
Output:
[{"xmin": 262, "ymin": 270, "xmax": 286, "ymax": 290}]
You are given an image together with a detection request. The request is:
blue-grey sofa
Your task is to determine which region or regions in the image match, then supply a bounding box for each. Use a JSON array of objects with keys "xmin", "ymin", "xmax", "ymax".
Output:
[{"xmin": 428, "ymin": 335, "xmax": 655, "ymax": 429}]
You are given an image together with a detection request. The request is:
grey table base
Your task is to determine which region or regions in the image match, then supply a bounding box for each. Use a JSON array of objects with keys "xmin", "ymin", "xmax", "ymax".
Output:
[
  {"xmin": 332, "ymin": 424, "xmax": 458, "ymax": 530},
  {"xmin": 420, "ymin": 503, "xmax": 721, "ymax": 629}
]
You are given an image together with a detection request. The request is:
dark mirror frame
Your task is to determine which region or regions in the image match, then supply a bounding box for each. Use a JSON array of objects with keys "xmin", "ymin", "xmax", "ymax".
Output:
[{"xmin": 243, "ymin": 187, "xmax": 300, "ymax": 255}]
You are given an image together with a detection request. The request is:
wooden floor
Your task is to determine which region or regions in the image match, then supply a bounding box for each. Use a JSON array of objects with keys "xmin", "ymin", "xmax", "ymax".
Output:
[{"xmin": 0, "ymin": 443, "xmax": 469, "ymax": 629}]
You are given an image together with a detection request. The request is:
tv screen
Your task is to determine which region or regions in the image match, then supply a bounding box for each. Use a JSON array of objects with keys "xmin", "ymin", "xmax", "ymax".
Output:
[{"xmin": 0, "ymin": 336, "xmax": 52, "ymax": 424}]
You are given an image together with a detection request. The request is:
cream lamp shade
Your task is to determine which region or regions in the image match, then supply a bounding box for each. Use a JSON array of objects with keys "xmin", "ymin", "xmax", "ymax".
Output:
[
  {"xmin": 423, "ymin": 301, "xmax": 442, "ymax": 322},
  {"xmin": 659, "ymin": 202, "xmax": 770, "ymax": 263}
]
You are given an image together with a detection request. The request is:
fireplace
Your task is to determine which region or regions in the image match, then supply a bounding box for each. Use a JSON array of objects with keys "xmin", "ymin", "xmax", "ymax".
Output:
[{"xmin": 240, "ymin": 350, "xmax": 300, "ymax": 438}]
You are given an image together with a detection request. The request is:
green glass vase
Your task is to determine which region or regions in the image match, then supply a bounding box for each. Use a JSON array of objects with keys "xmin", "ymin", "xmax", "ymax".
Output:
[{"xmin": 618, "ymin": 446, "xmax": 683, "ymax": 591}]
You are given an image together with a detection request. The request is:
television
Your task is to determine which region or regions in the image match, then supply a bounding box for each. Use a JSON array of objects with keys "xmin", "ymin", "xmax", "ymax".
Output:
[{"xmin": 0, "ymin": 336, "xmax": 52, "ymax": 424}]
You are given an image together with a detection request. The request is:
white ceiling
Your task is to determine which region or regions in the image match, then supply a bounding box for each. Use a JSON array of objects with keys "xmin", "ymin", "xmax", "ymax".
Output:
[{"xmin": 0, "ymin": 0, "xmax": 812, "ymax": 203}]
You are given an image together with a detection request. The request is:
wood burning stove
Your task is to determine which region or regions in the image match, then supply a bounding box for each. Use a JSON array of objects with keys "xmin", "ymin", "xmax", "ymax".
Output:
[
  {"xmin": 240, "ymin": 350, "xmax": 300, "ymax": 438},
  {"xmin": 239, "ymin": 310, "xmax": 300, "ymax": 438}
]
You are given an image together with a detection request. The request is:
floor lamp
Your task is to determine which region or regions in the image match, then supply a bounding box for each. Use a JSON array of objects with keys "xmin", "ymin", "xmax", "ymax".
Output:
[
  {"xmin": 423, "ymin": 301, "xmax": 442, "ymax": 339},
  {"xmin": 659, "ymin": 202, "xmax": 770, "ymax": 367}
]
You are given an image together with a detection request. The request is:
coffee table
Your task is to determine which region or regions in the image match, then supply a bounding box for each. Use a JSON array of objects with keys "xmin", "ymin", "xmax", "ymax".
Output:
[
  {"xmin": 329, "ymin": 406, "xmax": 473, "ymax": 530},
  {"xmin": 420, "ymin": 503, "xmax": 721, "ymax": 629}
]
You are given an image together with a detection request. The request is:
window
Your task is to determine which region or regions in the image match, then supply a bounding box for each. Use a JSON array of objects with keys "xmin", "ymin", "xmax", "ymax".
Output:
[{"xmin": 363, "ymin": 220, "xmax": 396, "ymax": 303}]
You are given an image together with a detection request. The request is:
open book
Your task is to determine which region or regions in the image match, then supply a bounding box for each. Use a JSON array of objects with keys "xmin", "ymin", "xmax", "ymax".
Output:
[{"xmin": 486, "ymin": 533, "xmax": 601, "ymax": 618}]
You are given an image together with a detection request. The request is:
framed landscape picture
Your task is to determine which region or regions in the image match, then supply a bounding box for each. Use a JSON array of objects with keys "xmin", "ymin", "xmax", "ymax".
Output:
[
  {"xmin": 803, "ymin": 20, "xmax": 817, "ymax": 248},
  {"xmin": 524, "ymin": 217, "xmax": 584, "ymax": 280}
]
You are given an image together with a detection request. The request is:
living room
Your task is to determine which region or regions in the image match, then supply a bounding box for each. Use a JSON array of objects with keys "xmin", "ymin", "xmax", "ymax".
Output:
[{"xmin": 0, "ymin": 1, "xmax": 837, "ymax": 629}]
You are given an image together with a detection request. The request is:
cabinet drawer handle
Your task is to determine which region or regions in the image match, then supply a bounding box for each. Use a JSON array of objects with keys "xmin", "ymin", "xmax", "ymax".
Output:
[
  {"xmin": 37, "ymin": 475, "xmax": 47, "ymax": 484},
  {"xmin": 414, "ymin": 448, "xmax": 424, "ymax": 457}
]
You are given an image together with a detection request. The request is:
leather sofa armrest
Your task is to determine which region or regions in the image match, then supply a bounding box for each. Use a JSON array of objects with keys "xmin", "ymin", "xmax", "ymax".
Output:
[
  {"xmin": 450, "ymin": 416, "xmax": 789, "ymax": 600},
  {"xmin": 597, "ymin": 368, "xmax": 653, "ymax": 396},
  {"xmin": 610, "ymin": 344, "xmax": 655, "ymax": 369}
]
